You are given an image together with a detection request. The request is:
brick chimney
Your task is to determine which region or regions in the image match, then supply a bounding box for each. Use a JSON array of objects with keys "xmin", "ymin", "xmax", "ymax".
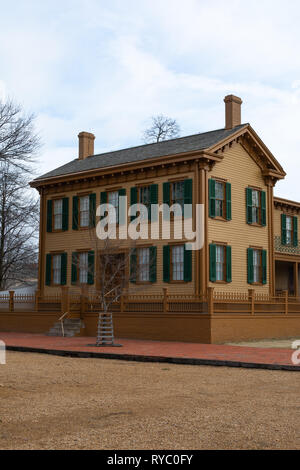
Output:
[
  {"xmin": 224, "ymin": 95, "xmax": 242, "ymax": 129},
  {"xmin": 78, "ymin": 131, "xmax": 95, "ymax": 160}
]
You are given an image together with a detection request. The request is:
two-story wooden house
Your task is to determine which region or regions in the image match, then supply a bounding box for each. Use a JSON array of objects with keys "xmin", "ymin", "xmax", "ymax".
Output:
[{"xmin": 25, "ymin": 95, "xmax": 300, "ymax": 342}]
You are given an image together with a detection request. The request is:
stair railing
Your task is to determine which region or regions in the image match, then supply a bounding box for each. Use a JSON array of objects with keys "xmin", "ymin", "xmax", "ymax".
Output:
[{"xmin": 58, "ymin": 311, "xmax": 69, "ymax": 337}]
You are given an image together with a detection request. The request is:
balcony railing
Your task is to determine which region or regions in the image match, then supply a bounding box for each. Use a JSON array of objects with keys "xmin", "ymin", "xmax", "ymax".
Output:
[{"xmin": 274, "ymin": 236, "xmax": 300, "ymax": 255}]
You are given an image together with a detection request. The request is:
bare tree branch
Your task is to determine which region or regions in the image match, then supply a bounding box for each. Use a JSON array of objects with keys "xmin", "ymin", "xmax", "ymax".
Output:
[{"xmin": 143, "ymin": 114, "xmax": 180, "ymax": 143}]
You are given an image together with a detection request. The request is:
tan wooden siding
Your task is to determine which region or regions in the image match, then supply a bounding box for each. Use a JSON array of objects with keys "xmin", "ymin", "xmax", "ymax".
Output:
[
  {"xmin": 208, "ymin": 142, "xmax": 269, "ymax": 293},
  {"xmin": 43, "ymin": 172, "xmax": 196, "ymax": 295}
]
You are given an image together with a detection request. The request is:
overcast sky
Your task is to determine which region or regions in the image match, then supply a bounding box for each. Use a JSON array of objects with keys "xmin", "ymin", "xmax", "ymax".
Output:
[{"xmin": 0, "ymin": 0, "xmax": 299, "ymax": 200}]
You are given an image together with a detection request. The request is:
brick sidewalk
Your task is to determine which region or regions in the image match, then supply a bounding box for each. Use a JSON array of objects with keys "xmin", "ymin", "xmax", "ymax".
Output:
[{"xmin": 0, "ymin": 332, "xmax": 299, "ymax": 371}]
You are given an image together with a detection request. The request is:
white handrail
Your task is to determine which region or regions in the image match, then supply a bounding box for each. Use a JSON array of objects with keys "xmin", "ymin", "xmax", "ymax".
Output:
[{"xmin": 58, "ymin": 311, "xmax": 69, "ymax": 337}]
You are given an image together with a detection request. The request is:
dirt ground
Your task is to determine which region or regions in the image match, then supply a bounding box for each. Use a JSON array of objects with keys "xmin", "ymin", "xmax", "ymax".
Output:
[{"xmin": 0, "ymin": 351, "xmax": 298, "ymax": 450}]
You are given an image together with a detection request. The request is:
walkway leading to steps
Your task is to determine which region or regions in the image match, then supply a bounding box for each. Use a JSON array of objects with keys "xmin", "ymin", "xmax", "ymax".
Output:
[{"xmin": 0, "ymin": 332, "xmax": 299, "ymax": 371}]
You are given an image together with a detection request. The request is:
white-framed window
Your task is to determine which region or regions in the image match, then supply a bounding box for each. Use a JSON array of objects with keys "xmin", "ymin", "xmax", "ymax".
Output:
[
  {"xmin": 79, "ymin": 195, "xmax": 89, "ymax": 227},
  {"xmin": 216, "ymin": 245, "xmax": 225, "ymax": 281},
  {"xmin": 253, "ymin": 249, "xmax": 261, "ymax": 283},
  {"xmin": 53, "ymin": 199, "xmax": 63, "ymax": 230},
  {"xmin": 286, "ymin": 216, "xmax": 293, "ymax": 245},
  {"xmin": 171, "ymin": 181, "xmax": 185, "ymax": 212},
  {"xmin": 252, "ymin": 190, "xmax": 260, "ymax": 224},
  {"xmin": 79, "ymin": 252, "xmax": 89, "ymax": 284},
  {"xmin": 215, "ymin": 182, "xmax": 225, "ymax": 218},
  {"xmin": 108, "ymin": 191, "xmax": 119, "ymax": 223},
  {"xmin": 138, "ymin": 247, "xmax": 150, "ymax": 282},
  {"xmin": 52, "ymin": 254, "xmax": 61, "ymax": 285},
  {"xmin": 171, "ymin": 245, "xmax": 184, "ymax": 281}
]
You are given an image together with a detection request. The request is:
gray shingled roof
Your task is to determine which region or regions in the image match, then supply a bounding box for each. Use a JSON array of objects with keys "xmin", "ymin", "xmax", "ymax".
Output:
[{"xmin": 34, "ymin": 124, "xmax": 247, "ymax": 181}]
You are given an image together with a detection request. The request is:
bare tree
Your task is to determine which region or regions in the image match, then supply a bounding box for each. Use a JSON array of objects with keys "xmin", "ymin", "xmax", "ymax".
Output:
[
  {"xmin": 143, "ymin": 114, "xmax": 180, "ymax": 143},
  {"xmin": 0, "ymin": 161, "xmax": 39, "ymax": 289},
  {"xmin": 0, "ymin": 99, "xmax": 40, "ymax": 289},
  {"xmin": 73, "ymin": 221, "xmax": 154, "ymax": 346},
  {"xmin": 0, "ymin": 99, "xmax": 40, "ymax": 171}
]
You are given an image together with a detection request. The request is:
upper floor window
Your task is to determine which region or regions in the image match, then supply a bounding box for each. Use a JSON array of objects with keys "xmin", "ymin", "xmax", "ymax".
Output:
[
  {"xmin": 246, "ymin": 188, "xmax": 266, "ymax": 226},
  {"xmin": 72, "ymin": 194, "xmax": 96, "ymax": 230},
  {"xmin": 171, "ymin": 181, "xmax": 185, "ymax": 212},
  {"xmin": 162, "ymin": 179, "xmax": 193, "ymax": 219},
  {"xmin": 281, "ymin": 214, "xmax": 298, "ymax": 247},
  {"xmin": 209, "ymin": 179, "xmax": 231, "ymax": 221},
  {"xmin": 47, "ymin": 198, "xmax": 69, "ymax": 233},
  {"xmin": 130, "ymin": 185, "xmax": 158, "ymax": 222},
  {"xmin": 215, "ymin": 182, "xmax": 225, "ymax": 218},
  {"xmin": 79, "ymin": 195, "xmax": 89, "ymax": 227},
  {"xmin": 108, "ymin": 191, "xmax": 119, "ymax": 223},
  {"xmin": 53, "ymin": 199, "xmax": 63, "ymax": 230}
]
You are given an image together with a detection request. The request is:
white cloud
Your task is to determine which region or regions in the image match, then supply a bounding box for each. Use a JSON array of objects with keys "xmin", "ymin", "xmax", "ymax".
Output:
[{"xmin": 0, "ymin": 0, "xmax": 299, "ymax": 201}]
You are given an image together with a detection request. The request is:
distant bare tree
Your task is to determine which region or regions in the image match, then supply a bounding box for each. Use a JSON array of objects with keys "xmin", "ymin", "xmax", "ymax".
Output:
[
  {"xmin": 0, "ymin": 99, "xmax": 40, "ymax": 171},
  {"xmin": 0, "ymin": 161, "xmax": 39, "ymax": 289},
  {"xmin": 0, "ymin": 99, "xmax": 40, "ymax": 289},
  {"xmin": 143, "ymin": 114, "xmax": 180, "ymax": 143}
]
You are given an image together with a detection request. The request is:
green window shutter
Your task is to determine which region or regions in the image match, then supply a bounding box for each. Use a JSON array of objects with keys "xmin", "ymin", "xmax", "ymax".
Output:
[
  {"xmin": 118, "ymin": 188, "xmax": 126, "ymax": 225},
  {"xmin": 184, "ymin": 246, "xmax": 192, "ymax": 282},
  {"xmin": 163, "ymin": 245, "xmax": 170, "ymax": 283},
  {"xmin": 45, "ymin": 254, "xmax": 52, "ymax": 286},
  {"xmin": 262, "ymin": 250, "xmax": 267, "ymax": 285},
  {"xmin": 71, "ymin": 252, "xmax": 78, "ymax": 285},
  {"xmin": 88, "ymin": 251, "xmax": 95, "ymax": 285},
  {"xmin": 261, "ymin": 191, "xmax": 266, "ymax": 226},
  {"xmin": 72, "ymin": 196, "xmax": 79, "ymax": 230},
  {"xmin": 163, "ymin": 182, "xmax": 170, "ymax": 220},
  {"xmin": 89, "ymin": 193, "xmax": 96, "ymax": 228},
  {"xmin": 149, "ymin": 246, "xmax": 157, "ymax": 283},
  {"xmin": 47, "ymin": 200, "xmax": 53, "ymax": 232},
  {"xmin": 130, "ymin": 187, "xmax": 138, "ymax": 221},
  {"xmin": 149, "ymin": 184, "xmax": 158, "ymax": 222},
  {"xmin": 130, "ymin": 248, "xmax": 137, "ymax": 283},
  {"xmin": 209, "ymin": 244, "xmax": 216, "ymax": 282},
  {"xmin": 226, "ymin": 183, "xmax": 232, "ymax": 221},
  {"xmin": 293, "ymin": 216, "xmax": 298, "ymax": 247},
  {"xmin": 62, "ymin": 198, "xmax": 69, "ymax": 231},
  {"xmin": 100, "ymin": 191, "xmax": 107, "ymax": 221},
  {"xmin": 60, "ymin": 253, "xmax": 67, "ymax": 286},
  {"xmin": 184, "ymin": 179, "xmax": 193, "ymax": 219},
  {"xmin": 208, "ymin": 179, "xmax": 216, "ymax": 218},
  {"xmin": 226, "ymin": 245, "xmax": 232, "ymax": 283},
  {"xmin": 246, "ymin": 188, "xmax": 253, "ymax": 224},
  {"xmin": 281, "ymin": 214, "xmax": 287, "ymax": 245},
  {"xmin": 247, "ymin": 248, "xmax": 254, "ymax": 284}
]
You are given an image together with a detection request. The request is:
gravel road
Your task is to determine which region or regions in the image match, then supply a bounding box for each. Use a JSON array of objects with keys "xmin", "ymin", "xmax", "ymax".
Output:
[{"xmin": 0, "ymin": 351, "xmax": 298, "ymax": 450}]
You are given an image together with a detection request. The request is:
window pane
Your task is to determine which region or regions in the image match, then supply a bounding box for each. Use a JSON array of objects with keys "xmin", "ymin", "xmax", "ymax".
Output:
[
  {"xmin": 253, "ymin": 250, "xmax": 261, "ymax": 283},
  {"xmin": 79, "ymin": 252, "xmax": 88, "ymax": 284},
  {"xmin": 52, "ymin": 255, "xmax": 61, "ymax": 284},
  {"xmin": 139, "ymin": 186, "xmax": 151, "ymax": 220},
  {"xmin": 172, "ymin": 245, "xmax": 184, "ymax": 281},
  {"xmin": 172, "ymin": 182, "xmax": 184, "ymax": 211},
  {"xmin": 138, "ymin": 247, "xmax": 150, "ymax": 282},
  {"xmin": 53, "ymin": 199, "xmax": 63, "ymax": 230},
  {"xmin": 216, "ymin": 245, "xmax": 225, "ymax": 281},
  {"xmin": 80, "ymin": 196, "xmax": 89, "ymax": 227},
  {"xmin": 108, "ymin": 191, "xmax": 119, "ymax": 223}
]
